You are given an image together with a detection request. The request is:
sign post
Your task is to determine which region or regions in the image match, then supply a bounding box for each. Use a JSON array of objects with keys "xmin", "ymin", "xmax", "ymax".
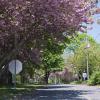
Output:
[{"xmin": 9, "ymin": 60, "xmax": 22, "ymax": 89}]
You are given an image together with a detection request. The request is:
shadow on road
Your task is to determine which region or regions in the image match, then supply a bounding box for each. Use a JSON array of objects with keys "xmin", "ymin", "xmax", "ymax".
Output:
[
  {"xmin": 34, "ymin": 90, "xmax": 87, "ymax": 100},
  {"xmin": 16, "ymin": 85, "xmax": 88, "ymax": 100},
  {"xmin": 41, "ymin": 84, "xmax": 74, "ymax": 89}
]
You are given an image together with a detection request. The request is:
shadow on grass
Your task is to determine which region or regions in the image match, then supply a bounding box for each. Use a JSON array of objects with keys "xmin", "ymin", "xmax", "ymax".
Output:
[{"xmin": 0, "ymin": 84, "xmax": 43, "ymax": 100}]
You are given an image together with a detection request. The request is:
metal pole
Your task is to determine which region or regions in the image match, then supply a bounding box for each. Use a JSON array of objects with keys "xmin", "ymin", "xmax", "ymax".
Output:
[
  {"xmin": 87, "ymin": 52, "xmax": 89, "ymax": 80},
  {"xmin": 86, "ymin": 23, "xmax": 89, "ymax": 80},
  {"xmin": 14, "ymin": 60, "xmax": 16, "ymax": 89},
  {"xmin": 14, "ymin": 33, "xmax": 17, "ymax": 89}
]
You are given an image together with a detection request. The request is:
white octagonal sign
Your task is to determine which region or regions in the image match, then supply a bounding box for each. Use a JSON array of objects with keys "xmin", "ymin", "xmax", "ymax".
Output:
[{"xmin": 9, "ymin": 60, "xmax": 22, "ymax": 75}]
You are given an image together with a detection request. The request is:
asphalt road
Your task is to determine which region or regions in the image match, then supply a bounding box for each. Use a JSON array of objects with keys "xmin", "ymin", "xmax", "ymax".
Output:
[{"xmin": 15, "ymin": 84, "xmax": 100, "ymax": 100}]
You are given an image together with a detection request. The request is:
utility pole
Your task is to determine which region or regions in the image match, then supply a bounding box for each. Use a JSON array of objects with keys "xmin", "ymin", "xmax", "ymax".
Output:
[
  {"xmin": 86, "ymin": 51, "xmax": 89, "ymax": 80},
  {"xmin": 86, "ymin": 26, "xmax": 90, "ymax": 80}
]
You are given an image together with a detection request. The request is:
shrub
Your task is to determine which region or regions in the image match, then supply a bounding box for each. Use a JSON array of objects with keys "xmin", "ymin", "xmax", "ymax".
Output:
[{"xmin": 88, "ymin": 71, "xmax": 100, "ymax": 85}]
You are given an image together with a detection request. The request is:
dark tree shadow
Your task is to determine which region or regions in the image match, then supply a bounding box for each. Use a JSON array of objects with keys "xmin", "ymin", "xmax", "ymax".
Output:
[
  {"xmin": 41, "ymin": 85, "xmax": 74, "ymax": 89},
  {"xmin": 16, "ymin": 85, "xmax": 89, "ymax": 100}
]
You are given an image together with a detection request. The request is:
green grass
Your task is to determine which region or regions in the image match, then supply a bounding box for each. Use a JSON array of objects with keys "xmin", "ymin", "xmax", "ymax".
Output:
[
  {"xmin": 70, "ymin": 81, "xmax": 81, "ymax": 84},
  {"xmin": 70, "ymin": 80, "xmax": 87, "ymax": 85},
  {"xmin": 0, "ymin": 84, "xmax": 43, "ymax": 100}
]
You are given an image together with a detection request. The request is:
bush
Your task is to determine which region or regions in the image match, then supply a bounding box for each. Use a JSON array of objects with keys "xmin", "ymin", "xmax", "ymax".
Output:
[{"xmin": 88, "ymin": 71, "xmax": 100, "ymax": 85}]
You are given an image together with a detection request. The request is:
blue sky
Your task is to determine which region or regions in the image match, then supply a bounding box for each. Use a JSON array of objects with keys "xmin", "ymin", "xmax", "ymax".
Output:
[
  {"xmin": 63, "ymin": 3, "xmax": 100, "ymax": 59},
  {"xmin": 88, "ymin": 2, "xmax": 100, "ymax": 43}
]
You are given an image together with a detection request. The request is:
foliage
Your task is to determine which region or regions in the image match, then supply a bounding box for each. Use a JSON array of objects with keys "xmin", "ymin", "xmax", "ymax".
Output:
[
  {"xmin": 88, "ymin": 71, "xmax": 100, "ymax": 85},
  {"xmin": 42, "ymin": 37, "xmax": 65, "ymax": 71},
  {"xmin": 65, "ymin": 33, "xmax": 100, "ymax": 79},
  {"xmin": 0, "ymin": 0, "xmax": 97, "ymax": 67},
  {"xmin": 41, "ymin": 38, "xmax": 65, "ymax": 83},
  {"xmin": 66, "ymin": 33, "xmax": 95, "ymax": 53},
  {"xmin": 21, "ymin": 60, "xmax": 45, "ymax": 83},
  {"xmin": 42, "ymin": 51, "xmax": 64, "ymax": 83},
  {"xmin": 42, "ymin": 50, "xmax": 64, "ymax": 72}
]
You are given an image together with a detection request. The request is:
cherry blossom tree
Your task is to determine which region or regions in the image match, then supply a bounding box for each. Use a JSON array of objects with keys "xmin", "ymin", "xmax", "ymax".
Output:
[{"xmin": 0, "ymin": 0, "xmax": 97, "ymax": 64}]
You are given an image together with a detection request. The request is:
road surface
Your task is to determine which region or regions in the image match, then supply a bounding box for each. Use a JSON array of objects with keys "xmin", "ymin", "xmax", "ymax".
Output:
[{"xmin": 14, "ymin": 84, "xmax": 100, "ymax": 100}]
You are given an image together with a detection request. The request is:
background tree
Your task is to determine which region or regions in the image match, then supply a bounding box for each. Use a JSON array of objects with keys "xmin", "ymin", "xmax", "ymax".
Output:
[
  {"xmin": 41, "ymin": 37, "xmax": 65, "ymax": 84},
  {"xmin": 65, "ymin": 33, "xmax": 100, "ymax": 80}
]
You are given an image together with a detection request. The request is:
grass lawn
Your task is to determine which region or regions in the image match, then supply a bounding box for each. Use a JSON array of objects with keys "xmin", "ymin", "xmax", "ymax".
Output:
[{"xmin": 0, "ymin": 84, "xmax": 43, "ymax": 99}]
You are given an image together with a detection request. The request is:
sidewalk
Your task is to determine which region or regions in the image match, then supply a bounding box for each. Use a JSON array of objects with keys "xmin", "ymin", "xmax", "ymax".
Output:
[
  {"xmin": 84, "ymin": 87, "xmax": 100, "ymax": 100},
  {"xmin": 73, "ymin": 85, "xmax": 100, "ymax": 100}
]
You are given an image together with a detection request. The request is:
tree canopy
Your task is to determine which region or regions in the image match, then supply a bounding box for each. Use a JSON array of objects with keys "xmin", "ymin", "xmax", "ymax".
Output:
[{"xmin": 0, "ymin": 0, "xmax": 99, "ymax": 70}]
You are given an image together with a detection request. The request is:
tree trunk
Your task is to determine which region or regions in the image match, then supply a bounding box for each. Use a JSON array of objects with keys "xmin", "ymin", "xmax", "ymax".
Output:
[
  {"xmin": 44, "ymin": 67, "xmax": 49, "ymax": 84},
  {"xmin": 45, "ymin": 72, "xmax": 48, "ymax": 84}
]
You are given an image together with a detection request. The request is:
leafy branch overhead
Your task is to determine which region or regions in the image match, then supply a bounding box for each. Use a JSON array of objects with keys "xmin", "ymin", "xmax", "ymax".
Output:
[{"xmin": 0, "ymin": 0, "xmax": 98, "ymax": 65}]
